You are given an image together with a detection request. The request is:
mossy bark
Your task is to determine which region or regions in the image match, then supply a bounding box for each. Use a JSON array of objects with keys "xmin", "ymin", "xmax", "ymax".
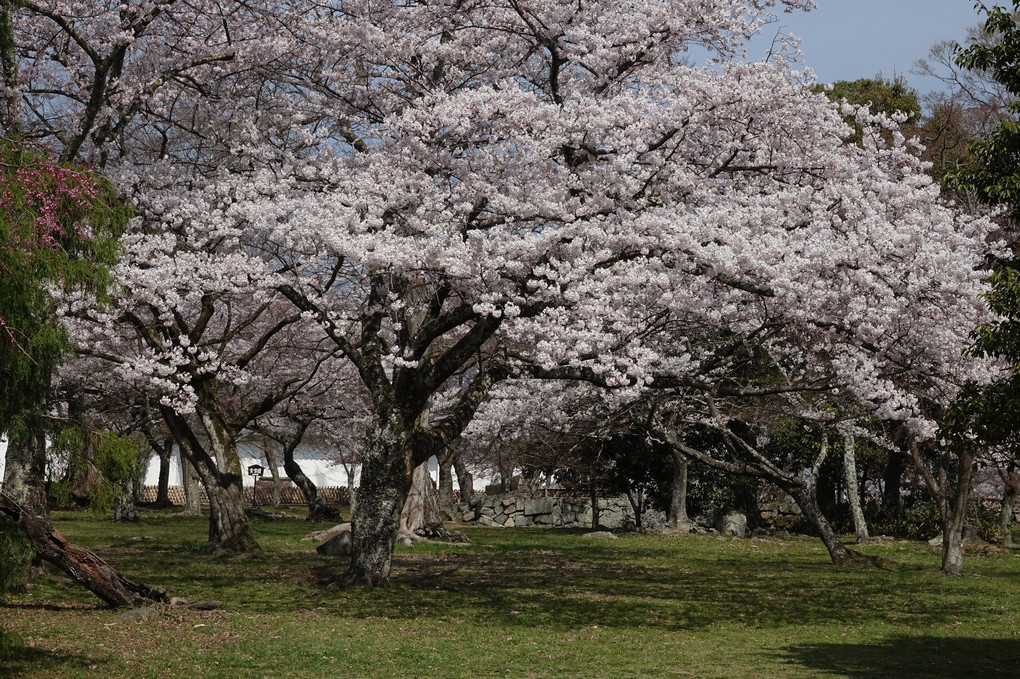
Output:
[
  {"xmin": 2, "ymin": 429, "xmax": 47, "ymax": 517},
  {"xmin": 346, "ymin": 414, "xmax": 414, "ymax": 587}
]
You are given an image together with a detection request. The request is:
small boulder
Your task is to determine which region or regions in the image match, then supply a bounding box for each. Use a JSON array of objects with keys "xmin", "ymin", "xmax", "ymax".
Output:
[
  {"xmin": 714, "ymin": 509, "xmax": 747, "ymax": 538},
  {"xmin": 316, "ymin": 526, "xmax": 353, "ymax": 556},
  {"xmin": 583, "ymin": 531, "xmax": 617, "ymax": 540}
]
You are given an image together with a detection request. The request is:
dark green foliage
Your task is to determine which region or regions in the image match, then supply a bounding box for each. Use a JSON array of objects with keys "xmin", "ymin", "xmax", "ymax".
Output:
[
  {"xmin": 822, "ymin": 76, "xmax": 921, "ymax": 118},
  {"xmin": 598, "ymin": 430, "xmax": 673, "ymax": 513},
  {"xmin": 0, "ymin": 516, "xmax": 31, "ymax": 594},
  {"xmin": 819, "ymin": 76, "xmax": 921, "ymax": 145},
  {"xmin": 952, "ymin": 2, "xmax": 1020, "ymax": 222},
  {"xmin": 50, "ymin": 426, "xmax": 145, "ymax": 515},
  {"xmin": 0, "ymin": 516, "xmax": 30, "ymax": 660},
  {"xmin": 0, "ymin": 140, "xmax": 129, "ymax": 431}
]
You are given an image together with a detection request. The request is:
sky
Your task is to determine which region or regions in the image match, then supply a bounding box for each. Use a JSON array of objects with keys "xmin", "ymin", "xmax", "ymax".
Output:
[{"xmin": 748, "ymin": 0, "xmax": 987, "ymax": 95}]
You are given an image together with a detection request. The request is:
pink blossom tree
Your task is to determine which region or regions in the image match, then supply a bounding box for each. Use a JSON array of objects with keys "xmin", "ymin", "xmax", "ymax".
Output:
[{"xmin": 5, "ymin": 0, "xmax": 1004, "ymax": 586}]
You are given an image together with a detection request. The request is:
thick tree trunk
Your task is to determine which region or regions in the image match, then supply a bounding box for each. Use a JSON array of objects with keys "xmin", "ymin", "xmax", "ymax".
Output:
[
  {"xmin": 452, "ymin": 453, "xmax": 473, "ymax": 504},
  {"xmin": 589, "ymin": 479, "xmax": 600, "ymax": 529},
  {"xmin": 175, "ymin": 411, "xmax": 260, "ymax": 554},
  {"xmin": 437, "ymin": 452, "xmax": 456, "ymax": 520},
  {"xmin": 842, "ymin": 432, "xmax": 870, "ymax": 541},
  {"xmin": 787, "ymin": 484, "xmax": 857, "ymax": 565},
  {"xmin": 191, "ymin": 460, "xmax": 258, "ymax": 554},
  {"xmin": 2, "ymin": 429, "xmax": 47, "ymax": 517},
  {"xmin": 346, "ymin": 420, "xmax": 415, "ymax": 588},
  {"xmin": 667, "ymin": 448, "xmax": 691, "ymax": 529},
  {"xmin": 0, "ymin": 491, "xmax": 167, "ymax": 607}
]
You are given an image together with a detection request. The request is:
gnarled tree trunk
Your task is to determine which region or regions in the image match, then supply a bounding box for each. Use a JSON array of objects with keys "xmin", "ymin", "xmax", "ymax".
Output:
[
  {"xmin": 0, "ymin": 491, "xmax": 167, "ymax": 607},
  {"xmin": 347, "ymin": 418, "xmax": 414, "ymax": 587},
  {"xmin": 192, "ymin": 459, "xmax": 258, "ymax": 554}
]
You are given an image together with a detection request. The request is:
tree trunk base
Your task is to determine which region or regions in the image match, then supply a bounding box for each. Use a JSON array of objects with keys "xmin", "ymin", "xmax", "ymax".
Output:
[
  {"xmin": 832, "ymin": 547, "xmax": 894, "ymax": 570},
  {"xmin": 307, "ymin": 501, "xmax": 343, "ymax": 523}
]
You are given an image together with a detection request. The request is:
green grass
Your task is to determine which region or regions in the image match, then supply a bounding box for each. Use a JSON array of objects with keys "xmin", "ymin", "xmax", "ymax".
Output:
[{"xmin": 3, "ymin": 509, "xmax": 1020, "ymax": 678}]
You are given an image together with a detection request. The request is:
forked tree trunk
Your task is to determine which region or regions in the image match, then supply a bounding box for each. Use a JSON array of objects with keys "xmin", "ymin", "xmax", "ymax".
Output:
[
  {"xmin": 625, "ymin": 487, "xmax": 644, "ymax": 529},
  {"xmin": 0, "ymin": 491, "xmax": 167, "ymax": 607},
  {"xmin": 842, "ymin": 432, "xmax": 870, "ymax": 541},
  {"xmin": 667, "ymin": 448, "xmax": 691, "ymax": 529},
  {"xmin": 183, "ymin": 412, "xmax": 259, "ymax": 554},
  {"xmin": 3, "ymin": 429, "xmax": 48, "ymax": 517},
  {"xmin": 192, "ymin": 461, "xmax": 259, "ymax": 554}
]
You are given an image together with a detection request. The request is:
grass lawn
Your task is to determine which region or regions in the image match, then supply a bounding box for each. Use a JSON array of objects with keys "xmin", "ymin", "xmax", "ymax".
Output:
[{"xmin": 3, "ymin": 509, "xmax": 1020, "ymax": 678}]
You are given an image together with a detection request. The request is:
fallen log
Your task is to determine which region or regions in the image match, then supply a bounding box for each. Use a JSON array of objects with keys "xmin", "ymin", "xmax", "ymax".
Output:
[{"xmin": 0, "ymin": 491, "xmax": 168, "ymax": 608}]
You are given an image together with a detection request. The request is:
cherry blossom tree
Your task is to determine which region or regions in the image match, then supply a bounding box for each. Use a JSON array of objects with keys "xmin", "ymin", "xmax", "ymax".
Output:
[{"xmin": 5, "ymin": 0, "xmax": 1004, "ymax": 587}]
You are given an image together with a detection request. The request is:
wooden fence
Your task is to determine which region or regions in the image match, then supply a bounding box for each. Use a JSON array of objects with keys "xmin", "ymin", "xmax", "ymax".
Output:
[{"xmin": 139, "ymin": 485, "xmax": 350, "ymax": 507}]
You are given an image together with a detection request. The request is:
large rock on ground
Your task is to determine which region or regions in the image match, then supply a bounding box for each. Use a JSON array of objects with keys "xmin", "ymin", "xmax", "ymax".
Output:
[
  {"xmin": 714, "ymin": 509, "xmax": 747, "ymax": 537},
  {"xmin": 316, "ymin": 525, "xmax": 352, "ymax": 556}
]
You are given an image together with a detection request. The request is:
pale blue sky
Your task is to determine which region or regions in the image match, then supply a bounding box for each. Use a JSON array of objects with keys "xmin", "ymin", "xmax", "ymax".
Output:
[{"xmin": 751, "ymin": 0, "xmax": 987, "ymax": 94}]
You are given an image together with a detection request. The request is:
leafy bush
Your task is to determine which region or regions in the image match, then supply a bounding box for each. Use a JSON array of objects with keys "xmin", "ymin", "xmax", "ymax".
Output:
[
  {"xmin": 0, "ymin": 517, "xmax": 30, "ymax": 660},
  {"xmin": 0, "ymin": 517, "xmax": 32, "ymax": 594},
  {"xmin": 46, "ymin": 480, "xmax": 74, "ymax": 508}
]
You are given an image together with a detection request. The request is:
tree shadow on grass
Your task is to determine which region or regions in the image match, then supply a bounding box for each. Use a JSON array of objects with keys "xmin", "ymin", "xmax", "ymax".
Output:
[
  {"xmin": 783, "ymin": 636, "xmax": 1020, "ymax": 678},
  {"xmin": 317, "ymin": 549, "xmax": 994, "ymax": 634},
  {"xmin": 1, "ymin": 643, "xmax": 101, "ymax": 677}
]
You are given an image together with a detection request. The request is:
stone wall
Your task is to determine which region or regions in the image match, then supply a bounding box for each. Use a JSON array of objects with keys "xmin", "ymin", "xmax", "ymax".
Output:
[{"xmin": 457, "ymin": 494, "xmax": 638, "ymax": 529}]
